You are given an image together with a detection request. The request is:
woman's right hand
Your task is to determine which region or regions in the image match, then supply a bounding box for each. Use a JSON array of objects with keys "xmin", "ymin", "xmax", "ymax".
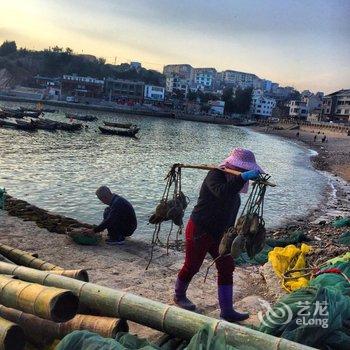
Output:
[{"xmin": 241, "ymin": 170, "xmax": 261, "ymax": 181}]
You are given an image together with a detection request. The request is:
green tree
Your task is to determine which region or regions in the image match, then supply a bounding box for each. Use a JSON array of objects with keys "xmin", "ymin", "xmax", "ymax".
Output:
[
  {"xmin": 187, "ymin": 90, "xmax": 197, "ymax": 101},
  {"xmin": 52, "ymin": 46, "xmax": 63, "ymax": 53},
  {"xmin": 222, "ymin": 87, "xmax": 252, "ymax": 115},
  {"xmin": 0, "ymin": 41, "xmax": 17, "ymax": 56},
  {"xmin": 65, "ymin": 47, "xmax": 73, "ymax": 55}
]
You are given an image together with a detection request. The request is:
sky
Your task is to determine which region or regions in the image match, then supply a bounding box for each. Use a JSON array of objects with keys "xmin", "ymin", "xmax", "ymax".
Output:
[{"xmin": 0, "ymin": 0, "xmax": 349, "ymax": 93}]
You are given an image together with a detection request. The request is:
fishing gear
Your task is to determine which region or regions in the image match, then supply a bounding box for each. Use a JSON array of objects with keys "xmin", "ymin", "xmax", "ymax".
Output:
[{"xmin": 146, "ymin": 164, "xmax": 189, "ymax": 269}]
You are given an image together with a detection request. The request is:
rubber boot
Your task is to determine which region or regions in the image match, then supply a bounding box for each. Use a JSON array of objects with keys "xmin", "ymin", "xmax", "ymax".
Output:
[
  {"xmin": 218, "ymin": 285, "xmax": 249, "ymax": 322},
  {"xmin": 173, "ymin": 277, "xmax": 196, "ymax": 311}
]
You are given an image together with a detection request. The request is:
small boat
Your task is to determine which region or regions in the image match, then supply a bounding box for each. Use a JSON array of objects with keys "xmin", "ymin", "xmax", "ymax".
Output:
[
  {"xmin": 32, "ymin": 118, "xmax": 58, "ymax": 131},
  {"xmin": 15, "ymin": 119, "xmax": 37, "ymax": 131},
  {"xmin": 99, "ymin": 126, "xmax": 139, "ymax": 137},
  {"xmin": 20, "ymin": 107, "xmax": 56, "ymax": 113},
  {"xmin": 0, "ymin": 119, "xmax": 17, "ymax": 129},
  {"xmin": 21, "ymin": 111, "xmax": 42, "ymax": 118},
  {"xmin": 66, "ymin": 113, "xmax": 98, "ymax": 122},
  {"xmin": 103, "ymin": 121, "xmax": 135, "ymax": 129},
  {"xmin": 55, "ymin": 120, "xmax": 83, "ymax": 131}
]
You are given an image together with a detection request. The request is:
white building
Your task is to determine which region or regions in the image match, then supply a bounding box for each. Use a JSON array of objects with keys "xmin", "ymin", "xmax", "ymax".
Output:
[
  {"xmin": 289, "ymin": 100, "xmax": 308, "ymax": 119},
  {"xmin": 130, "ymin": 62, "xmax": 142, "ymax": 70},
  {"xmin": 250, "ymin": 90, "xmax": 276, "ymax": 118},
  {"xmin": 193, "ymin": 68, "xmax": 217, "ymax": 91},
  {"xmin": 144, "ymin": 85, "xmax": 165, "ymax": 102},
  {"xmin": 165, "ymin": 76, "xmax": 189, "ymax": 95},
  {"xmin": 220, "ymin": 70, "xmax": 258, "ymax": 89}
]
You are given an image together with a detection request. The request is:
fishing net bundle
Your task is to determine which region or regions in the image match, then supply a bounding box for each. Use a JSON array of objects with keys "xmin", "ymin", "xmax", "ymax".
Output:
[
  {"xmin": 147, "ymin": 164, "xmax": 189, "ymax": 269},
  {"xmin": 205, "ymin": 174, "xmax": 270, "ymax": 280}
]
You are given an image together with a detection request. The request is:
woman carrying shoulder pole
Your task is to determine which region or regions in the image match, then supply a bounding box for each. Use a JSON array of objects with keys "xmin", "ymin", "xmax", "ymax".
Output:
[{"xmin": 174, "ymin": 148, "xmax": 264, "ymax": 323}]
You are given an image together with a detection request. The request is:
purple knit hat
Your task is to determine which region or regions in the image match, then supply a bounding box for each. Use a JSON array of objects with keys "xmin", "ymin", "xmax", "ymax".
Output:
[{"xmin": 219, "ymin": 148, "xmax": 264, "ymax": 173}]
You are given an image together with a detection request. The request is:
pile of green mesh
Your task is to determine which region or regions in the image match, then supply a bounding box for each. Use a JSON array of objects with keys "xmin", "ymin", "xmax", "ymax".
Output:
[
  {"xmin": 337, "ymin": 232, "xmax": 350, "ymax": 246},
  {"xmin": 331, "ymin": 217, "xmax": 350, "ymax": 228},
  {"xmin": 259, "ymin": 261, "xmax": 350, "ymax": 349},
  {"xmin": 57, "ymin": 325, "xmax": 239, "ymax": 350}
]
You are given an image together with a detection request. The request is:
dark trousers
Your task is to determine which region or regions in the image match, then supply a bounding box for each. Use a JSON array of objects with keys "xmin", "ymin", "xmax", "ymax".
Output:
[
  {"xmin": 178, "ymin": 219, "xmax": 235, "ymax": 285},
  {"xmin": 103, "ymin": 208, "xmax": 135, "ymax": 240}
]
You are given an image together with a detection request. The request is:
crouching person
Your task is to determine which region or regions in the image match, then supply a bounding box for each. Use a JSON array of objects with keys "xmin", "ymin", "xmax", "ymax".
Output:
[{"xmin": 92, "ymin": 186, "xmax": 137, "ymax": 245}]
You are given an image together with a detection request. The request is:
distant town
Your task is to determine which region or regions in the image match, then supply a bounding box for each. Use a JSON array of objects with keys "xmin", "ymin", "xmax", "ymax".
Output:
[{"xmin": 0, "ymin": 41, "xmax": 349, "ymax": 124}]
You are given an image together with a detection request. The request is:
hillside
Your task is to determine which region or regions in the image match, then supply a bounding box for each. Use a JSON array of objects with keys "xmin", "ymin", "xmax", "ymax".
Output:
[{"xmin": 0, "ymin": 41, "xmax": 165, "ymax": 88}]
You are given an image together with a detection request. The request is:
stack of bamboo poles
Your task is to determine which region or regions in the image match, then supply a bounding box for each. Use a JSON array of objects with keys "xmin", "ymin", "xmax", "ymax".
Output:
[
  {"xmin": 0, "ymin": 254, "xmax": 316, "ymax": 350},
  {"xmin": 0, "ymin": 244, "xmax": 128, "ymax": 349}
]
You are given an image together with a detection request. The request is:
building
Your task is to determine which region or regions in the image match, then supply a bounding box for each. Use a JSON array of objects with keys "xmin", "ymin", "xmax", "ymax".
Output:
[
  {"xmin": 104, "ymin": 78, "xmax": 145, "ymax": 102},
  {"xmin": 130, "ymin": 62, "xmax": 142, "ymax": 70},
  {"xmin": 322, "ymin": 89, "xmax": 350, "ymax": 123},
  {"xmin": 303, "ymin": 94, "xmax": 322, "ymax": 112},
  {"xmin": 61, "ymin": 74, "xmax": 104, "ymax": 100},
  {"xmin": 289, "ymin": 100, "xmax": 308, "ymax": 119},
  {"xmin": 163, "ymin": 64, "xmax": 193, "ymax": 80},
  {"xmin": 208, "ymin": 100, "xmax": 225, "ymax": 115},
  {"xmin": 34, "ymin": 75, "xmax": 61, "ymax": 88},
  {"xmin": 144, "ymin": 85, "xmax": 165, "ymax": 102},
  {"xmin": 192, "ymin": 68, "xmax": 217, "ymax": 91},
  {"xmin": 307, "ymin": 109, "xmax": 322, "ymax": 122},
  {"xmin": 220, "ymin": 70, "xmax": 257, "ymax": 89},
  {"xmin": 165, "ymin": 76, "xmax": 189, "ymax": 95},
  {"xmin": 250, "ymin": 90, "xmax": 276, "ymax": 118}
]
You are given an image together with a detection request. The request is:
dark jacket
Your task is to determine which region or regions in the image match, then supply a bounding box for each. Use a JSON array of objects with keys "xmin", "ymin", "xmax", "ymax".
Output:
[
  {"xmin": 94, "ymin": 194, "xmax": 137, "ymax": 234},
  {"xmin": 190, "ymin": 169, "xmax": 245, "ymax": 238}
]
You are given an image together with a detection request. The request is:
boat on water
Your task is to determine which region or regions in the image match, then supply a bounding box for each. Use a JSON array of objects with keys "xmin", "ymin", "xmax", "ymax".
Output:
[
  {"xmin": 15, "ymin": 119, "xmax": 38, "ymax": 131},
  {"xmin": 65, "ymin": 113, "xmax": 98, "ymax": 122},
  {"xmin": 103, "ymin": 121, "xmax": 135, "ymax": 129},
  {"xmin": 0, "ymin": 119, "xmax": 37, "ymax": 131},
  {"xmin": 55, "ymin": 120, "xmax": 83, "ymax": 131},
  {"xmin": 20, "ymin": 107, "xmax": 56, "ymax": 113},
  {"xmin": 32, "ymin": 118, "xmax": 58, "ymax": 131},
  {"xmin": 99, "ymin": 126, "xmax": 139, "ymax": 137}
]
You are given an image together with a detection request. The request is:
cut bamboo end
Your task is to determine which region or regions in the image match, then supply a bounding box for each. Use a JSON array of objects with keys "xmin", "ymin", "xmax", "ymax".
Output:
[
  {"xmin": 0, "ymin": 305, "xmax": 127, "ymax": 345},
  {"xmin": 0, "ymin": 244, "xmax": 89, "ymax": 281},
  {"xmin": 0, "ymin": 275, "xmax": 78, "ymax": 322},
  {"xmin": 0, "ymin": 305, "xmax": 58, "ymax": 348},
  {"xmin": 0, "ymin": 317, "xmax": 25, "ymax": 350},
  {"xmin": 59, "ymin": 314, "xmax": 128, "ymax": 338},
  {"xmin": 49, "ymin": 269, "xmax": 89, "ymax": 282}
]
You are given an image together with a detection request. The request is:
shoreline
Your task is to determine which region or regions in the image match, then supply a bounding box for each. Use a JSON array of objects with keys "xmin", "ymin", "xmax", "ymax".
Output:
[{"xmin": 248, "ymin": 124, "xmax": 349, "ymax": 247}]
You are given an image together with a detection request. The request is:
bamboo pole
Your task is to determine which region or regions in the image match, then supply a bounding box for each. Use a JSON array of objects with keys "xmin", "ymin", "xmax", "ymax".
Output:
[
  {"xmin": 0, "ymin": 317, "xmax": 25, "ymax": 350},
  {"xmin": 0, "ymin": 274, "xmax": 78, "ymax": 322},
  {"xmin": 0, "ymin": 244, "xmax": 88, "ymax": 281},
  {"xmin": 0, "ymin": 262, "xmax": 315, "ymax": 350},
  {"xmin": 174, "ymin": 163, "xmax": 276, "ymax": 187},
  {"xmin": 0, "ymin": 305, "xmax": 58, "ymax": 347},
  {"xmin": 0, "ymin": 306, "xmax": 128, "ymax": 346}
]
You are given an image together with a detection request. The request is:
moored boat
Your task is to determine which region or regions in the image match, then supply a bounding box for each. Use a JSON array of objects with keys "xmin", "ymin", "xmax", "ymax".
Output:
[
  {"xmin": 99, "ymin": 126, "xmax": 139, "ymax": 137},
  {"xmin": 15, "ymin": 119, "xmax": 38, "ymax": 131},
  {"xmin": 65, "ymin": 113, "xmax": 98, "ymax": 122},
  {"xmin": 103, "ymin": 121, "xmax": 135, "ymax": 129},
  {"xmin": 32, "ymin": 118, "xmax": 58, "ymax": 131}
]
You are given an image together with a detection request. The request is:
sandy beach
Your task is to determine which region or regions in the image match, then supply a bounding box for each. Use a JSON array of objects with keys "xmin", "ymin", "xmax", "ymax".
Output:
[{"xmin": 253, "ymin": 124, "xmax": 350, "ymax": 182}]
